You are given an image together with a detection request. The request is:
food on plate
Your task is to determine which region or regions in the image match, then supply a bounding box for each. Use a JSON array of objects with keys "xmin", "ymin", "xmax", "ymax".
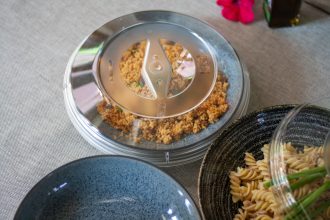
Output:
[
  {"xmin": 97, "ymin": 41, "xmax": 229, "ymax": 144},
  {"xmin": 230, "ymin": 143, "xmax": 330, "ymax": 220}
]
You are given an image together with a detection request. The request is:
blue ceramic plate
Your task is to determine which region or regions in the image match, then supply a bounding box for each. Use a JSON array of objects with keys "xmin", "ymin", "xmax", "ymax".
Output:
[{"xmin": 15, "ymin": 156, "xmax": 200, "ymax": 220}]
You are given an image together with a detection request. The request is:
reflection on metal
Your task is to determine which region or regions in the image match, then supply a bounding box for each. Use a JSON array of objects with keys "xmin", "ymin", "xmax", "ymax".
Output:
[
  {"xmin": 141, "ymin": 37, "xmax": 172, "ymax": 99},
  {"xmin": 97, "ymin": 22, "xmax": 217, "ymax": 118},
  {"xmin": 78, "ymin": 44, "xmax": 103, "ymax": 55},
  {"xmin": 165, "ymin": 152, "xmax": 170, "ymax": 163}
]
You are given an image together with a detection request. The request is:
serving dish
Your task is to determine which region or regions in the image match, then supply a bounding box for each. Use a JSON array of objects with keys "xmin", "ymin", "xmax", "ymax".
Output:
[
  {"xmin": 63, "ymin": 10, "xmax": 250, "ymax": 166},
  {"xmin": 15, "ymin": 156, "xmax": 200, "ymax": 220},
  {"xmin": 198, "ymin": 105, "xmax": 295, "ymax": 219},
  {"xmin": 199, "ymin": 101, "xmax": 330, "ymax": 219}
]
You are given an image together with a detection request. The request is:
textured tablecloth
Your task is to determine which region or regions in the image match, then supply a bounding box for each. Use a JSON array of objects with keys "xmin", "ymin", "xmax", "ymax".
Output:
[{"xmin": 1, "ymin": 0, "xmax": 330, "ymax": 219}]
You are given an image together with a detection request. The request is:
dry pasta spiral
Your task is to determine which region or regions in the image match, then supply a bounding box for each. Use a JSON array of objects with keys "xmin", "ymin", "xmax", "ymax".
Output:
[
  {"xmin": 251, "ymin": 190, "xmax": 275, "ymax": 203},
  {"xmin": 256, "ymin": 160, "xmax": 270, "ymax": 181},
  {"xmin": 233, "ymin": 208, "xmax": 247, "ymax": 220},
  {"xmin": 230, "ymin": 171, "xmax": 242, "ymax": 202},
  {"xmin": 254, "ymin": 214, "xmax": 273, "ymax": 220},
  {"xmin": 292, "ymin": 184, "xmax": 312, "ymax": 200},
  {"xmin": 245, "ymin": 152, "xmax": 258, "ymax": 170},
  {"xmin": 237, "ymin": 168, "xmax": 263, "ymax": 181}
]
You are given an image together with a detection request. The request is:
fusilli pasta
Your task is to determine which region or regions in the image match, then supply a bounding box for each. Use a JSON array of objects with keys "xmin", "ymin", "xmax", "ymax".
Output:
[{"xmin": 229, "ymin": 143, "xmax": 326, "ymax": 219}]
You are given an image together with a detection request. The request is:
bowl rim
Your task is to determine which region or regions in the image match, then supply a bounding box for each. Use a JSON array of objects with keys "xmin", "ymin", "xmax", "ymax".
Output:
[
  {"xmin": 197, "ymin": 104, "xmax": 297, "ymax": 219},
  {"xmin": 14, "ymin": 154, "xmax": 201, "ymax": 219}
]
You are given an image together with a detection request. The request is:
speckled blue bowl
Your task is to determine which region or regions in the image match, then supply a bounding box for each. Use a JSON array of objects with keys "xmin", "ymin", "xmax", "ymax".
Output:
[{"xmin": 15, "ymin": 156, "xmax": 200, "ymax": 220}]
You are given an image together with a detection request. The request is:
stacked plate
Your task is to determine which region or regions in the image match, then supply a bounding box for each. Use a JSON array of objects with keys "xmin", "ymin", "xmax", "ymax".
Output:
[{"xmin": 63, "ymin": 11, "xmax": 250, "ymax": 166}]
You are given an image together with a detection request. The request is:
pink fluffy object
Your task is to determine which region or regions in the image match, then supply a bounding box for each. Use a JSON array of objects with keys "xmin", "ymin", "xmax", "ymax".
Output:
[{"xmin": 216, "ymin": 0, "xmax": 254, "ymax": 24}]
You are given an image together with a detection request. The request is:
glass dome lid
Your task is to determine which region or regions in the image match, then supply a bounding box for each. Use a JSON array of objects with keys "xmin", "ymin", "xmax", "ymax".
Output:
[{"xmin": 63, "ymin": 11, "xmax": 250, "ymax": 166}]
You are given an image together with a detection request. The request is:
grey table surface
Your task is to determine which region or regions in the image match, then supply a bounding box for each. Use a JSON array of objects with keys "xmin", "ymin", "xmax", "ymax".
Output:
[{"xmin": 1, "ymin": 0, "xmax": 330, "ymax": 219}]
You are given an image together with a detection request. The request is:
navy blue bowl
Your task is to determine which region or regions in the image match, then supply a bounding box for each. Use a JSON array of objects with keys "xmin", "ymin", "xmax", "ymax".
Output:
[{"xmin": 15, "ymin": 156, "xmax": 200, "ymax": 220}]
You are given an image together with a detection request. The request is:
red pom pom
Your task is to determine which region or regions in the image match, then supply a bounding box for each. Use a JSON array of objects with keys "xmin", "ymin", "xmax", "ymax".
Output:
[
  {"xmin": 216, "ymin": 0, "xmax": 254, "ymax": 24},
  {"xmin": 222, "ymin": 4, "xmax": 240, "ymax": 21},
  {"xmin": 217, "ymin": 0, "xmax": 234, "ymax": 7},
  {"xmin": 239, "ymin": 0, "xmax": 254, "ymax": 6},
  {"xmin": 239, "ymin": 1, "xmax": 254, "ymax": 24}
]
